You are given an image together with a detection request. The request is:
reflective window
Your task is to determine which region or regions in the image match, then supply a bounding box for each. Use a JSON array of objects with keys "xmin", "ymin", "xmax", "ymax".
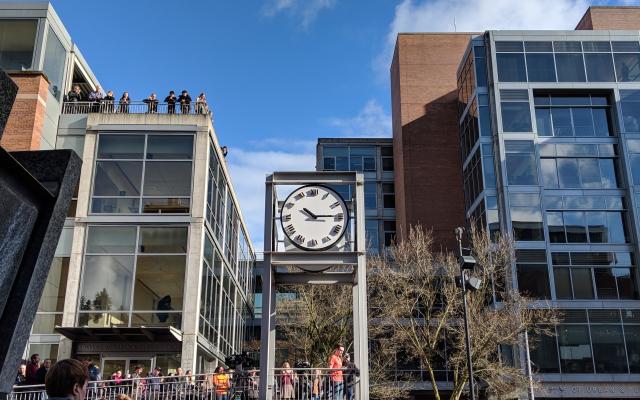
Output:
[
  {"xmin": 584, "ymin": 53, "xmax": 616, "ymax": 82},
  {"xmin": 621, "ymin": 90, "xmax": 640, "ymax": 133},
  {"xmin": 614, "ymin": 53, "xmax": 640, "ymax": 82},
  {"xmin": 510, "ymin": 194, "xmax": 544, "ymax": 241},
  {"xmin": 540, "ymin": 157, "xmax": 619, "ymax": 189},
  {"xmin": 526, "ymin": 53, "xmax": 556, "ymax": 82},
  {"xmin": 530, "ymin": 327, "xmax": 560, "ymax": 373},
  {"xmin": 365, "ymin": 219, "xmax": 379, "ymax": 253},
  {"xmin": 383, "ymin": 220, "xmax": 396, "ymax": 246},
  {"xmin": 625, "ymin": 325, "xmax": 640, "ymax": 373},
  {"xmin": 555, "ymin": 53, "xmax": 586, "ymax": 82},
  {"xmin": 382, "ymin": 183, "xmax": 395, "ymax": 209},
  {"xmin": 505, "ymin": 141, "xmax": 537, "ymax": 185},
  {"xmin": 92, "ymin": 134, "xmax": 193, "ymax": 214},
  {"xmin": 0, "ymin": 19, "xmax": 37, "ymax": 70},
  {"xmin": 42, "ymin": 28, "xmax": 66, "ymax": 100},
  {"xmin": 558, "ymin": 325, "xmax": 594, "ymax": 373},
  {"xmin": 364, "ymin": 183, "xmax": 377, "ymax": 209},
  {"xmin": 501, "ymin": 102, "xmax": 532, "ymax": 132},
  {"xmin": 591, "ymin": 325, "xmax": 628, "ymax": 373},
  {"xmin": 80, "ymin": 225, "xmax": 189, "ymax": 328},
  {"xmin": 516, "ymin": 250, "xmax": 549, "ymax": 297},
  {"xmin": 497, "ymin": 53, "xmax": 526, "ymax": 82},
  {"xmin": 533, "ymin": 94, "xmax": 611, "ymax": 137}
]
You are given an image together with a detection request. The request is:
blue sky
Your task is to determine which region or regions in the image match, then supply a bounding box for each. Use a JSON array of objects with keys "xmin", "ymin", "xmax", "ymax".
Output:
[{"xmin": 47, "ymin": 0, "xmax": 623, "ymax": 250}]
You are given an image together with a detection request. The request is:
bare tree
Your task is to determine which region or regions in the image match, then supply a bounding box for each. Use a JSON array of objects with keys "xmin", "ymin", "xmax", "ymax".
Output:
[
  {"xmin": 368, "ymin": 226, "xmax": 557, "ymax": 400},
  {"xmin": 276, "ymin": 284, "xmax": 353, "ymax": 367}
]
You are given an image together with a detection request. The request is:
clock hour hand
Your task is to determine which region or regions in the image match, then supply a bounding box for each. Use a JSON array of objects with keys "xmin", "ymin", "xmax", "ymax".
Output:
[{"xmin": 302, "ymin": 207, "xmax": 318, "ymax": 219}]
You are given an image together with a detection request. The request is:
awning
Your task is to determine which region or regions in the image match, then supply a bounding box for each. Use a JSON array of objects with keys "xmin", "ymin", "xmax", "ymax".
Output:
[{"xmin": 55, "ymin": 326, "xmax": 183, "ymax": 343}]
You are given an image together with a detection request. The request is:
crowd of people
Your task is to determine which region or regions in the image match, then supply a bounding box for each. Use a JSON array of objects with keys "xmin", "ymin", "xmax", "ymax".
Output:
[
  {"xmin": 13, "ymin": 345, "xmax": 359, "ymax": 400},
  {"xmin": 65, "ymin": 85, "xmax": 209, "ymax": 114}
]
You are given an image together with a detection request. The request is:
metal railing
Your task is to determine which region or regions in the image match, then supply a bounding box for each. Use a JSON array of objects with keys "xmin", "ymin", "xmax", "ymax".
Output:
[
  {"xmin": 62, "ymin": 101, "xmax": 211, "ymax": 115},
  {"xmin": 10, "ymin": 368, "xmax": 359, "ymax": 400}
]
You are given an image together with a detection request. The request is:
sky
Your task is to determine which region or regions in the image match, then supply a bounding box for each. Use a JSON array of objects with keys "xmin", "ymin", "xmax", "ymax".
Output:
[{"xmin": 45, "ymin": 0, "xmax": 634, "ymax": 251}]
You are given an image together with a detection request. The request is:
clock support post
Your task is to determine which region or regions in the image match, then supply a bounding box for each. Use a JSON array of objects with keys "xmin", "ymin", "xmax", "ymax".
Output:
[{"xmin": 258, "ymin": 171, "xmax": 369, "ymax": 400}]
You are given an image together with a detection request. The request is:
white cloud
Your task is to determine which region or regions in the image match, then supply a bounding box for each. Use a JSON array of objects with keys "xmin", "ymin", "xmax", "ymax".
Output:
[
  {"xmin": 375, "ymin": 0, "xmax": 590, "ymax": 77},
  {"xmin": 225, "ymin": 141, "xmax": 316, "ymax": 252},
  {"xmin": 327, "ymin": 99, "xmax": 392, "ymax": 137},
  {"xmin": 262, "ymin": 0, "xmax": 336, "ymax": 29}
]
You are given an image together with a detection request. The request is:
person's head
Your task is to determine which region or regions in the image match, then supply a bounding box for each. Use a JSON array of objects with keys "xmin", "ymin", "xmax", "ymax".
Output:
[
  {"xmin": 214, "ymin": 366, "xmax": 223, "ymax": 374},
  {"xmin": 43, "ymin": 359, "xmax": 52, "ymax": 369},
  {"xmin": 115, "ymin": 370, "xmax": 122, "ymax": 377},
  {"xmin": 19, "ymin": 364, "xmax": 26, "ymax": 375},
  {"xmin": 186, "ymin": 370, "xmax": 192, "ymax": 376},
  {"xmin": 344, "ymin": 353, "xmax": 350, "ymax": 362},
  {"xmin": 176, "ymin": 367, "xmax": 183, "ymax": 375},
  {"xmin": 45, "ymin": 359, "xmax": 89, "ymax": 400},
  {"xmin": 31, "ymin": 354, "xmax": 40, "ymax": 364},
  {"xmin": 334, "ymin": 344, "xmax": 345, "ymax": 356},
  {"xmin": 107, "ymin": 90, "xmax": 113, "ymax": 97},
  {"xmin": 199, "ymin": 92, "xmax": 205, "ymax": 98},
  {"xmin": 182, "ymin": 90, "xmax": 188, "ymax": 95},
  {"xmin": 169, "ymin": 90, "xmax": 175, "ymax": 96},
  {"xmin": 150, "ymin": 92, "xmax": 156, "ymax": 99},
  {"xmin": 134, "ymin": 366, "xmax": 142, "ymax": 374},
  {"xmin": 282, "ymin": 362, "xmax": 290, "ymax": 369},
  {"xmin": 153, "ymin": 367, "xmax": 161, "ymax": 376},
  {"xmin": 95, "ymin": 85, "xmax": 101, "ymax": 92},
  {"xmin": 73, "ymin": 85, "xmax": 80, "ymax": 93},
  {"xmin": 121, "ymin": 92, "xmax": 129, "ymax": 99},
  {"xmin": 115, "ymin": 394, "xmax": 132, "ymax": 400}
]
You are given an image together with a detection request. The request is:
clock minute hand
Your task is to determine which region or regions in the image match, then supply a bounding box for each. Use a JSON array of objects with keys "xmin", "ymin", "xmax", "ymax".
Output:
[
  {"xmin": 302, "ymin": 207, "xmax": 318, "ymax": 219},
  {"xmin": 314, "ymin": 214, "xmax": 334, "ymax": 217}
]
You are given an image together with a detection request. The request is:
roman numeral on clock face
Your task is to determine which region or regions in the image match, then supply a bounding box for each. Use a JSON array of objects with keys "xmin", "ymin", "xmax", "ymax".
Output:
[
  {"xmin": 308, "ymin": 239, "xmax": 318, "ymax": 247},
  {"xmin": 294, "ymin": 192, "xmax": 305, "ymax": 200},
  {"xmin": 335, "ymin": 213, "xmax": 344, "ymax": 221},
  {"xmin": 285, "ymin": 224, "xmax": 295, "ymax": 235},
  {"xmin": 307, "ymin": 188, "xmax": 319, "ymax": 196},
  {"xmin": 283, "ymin": 214, "xmax": 291, "ymax": 222},
  {"xmin": 330, "ymin": 201, "xmax": 340, "ymax": 209},
  {"xmin": 322, "ymin": 236, "xmax": 331, "ymax": 243},
  {"xmin": 331, "ymin": 224, "xmax": 342, "ymax": 235},
  {"xmin": 322, "ymin": 192, "xmax": 330, "ymax": 200},
  {"xmin": 295, "ymin": 234, "xmax": 305, "ymax": 244}
]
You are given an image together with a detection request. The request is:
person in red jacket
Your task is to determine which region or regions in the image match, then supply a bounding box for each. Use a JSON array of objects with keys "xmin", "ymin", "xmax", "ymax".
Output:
[{"xmin": 25, "ymin": 354, "xmax": 40, "ymax": 385}]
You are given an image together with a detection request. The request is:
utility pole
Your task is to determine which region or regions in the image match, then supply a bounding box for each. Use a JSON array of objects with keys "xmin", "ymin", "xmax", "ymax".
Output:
[{"xmin": 455, "ymin": 227, "xmax": 476, "ymax": 400}]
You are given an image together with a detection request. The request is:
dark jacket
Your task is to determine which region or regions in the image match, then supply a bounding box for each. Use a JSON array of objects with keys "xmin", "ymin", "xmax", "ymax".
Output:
[
  {"xmin": 67, "ymin": 91, "xmax": 82, "ymax": 102},
  {"xmin": 26, "ymin": 362, "xmax": 39, "ymax": 385},
  {"xmin": 35, "ymin": 366, "xmax": 48, "ymax": 385},
  {"xmin": 164, "ymin": 95, "xmax": 177, "ymax": 104},
  {"xmin": 343, "ymin": 361, "xmax": 360, "ymax": 386},
  {"xmin": 178, "ymin": 94, "xmax": 192, "ymax": 104},
  {"xmin": 102, "ymin": 95, "xmax": 115, "ymax": 102}
]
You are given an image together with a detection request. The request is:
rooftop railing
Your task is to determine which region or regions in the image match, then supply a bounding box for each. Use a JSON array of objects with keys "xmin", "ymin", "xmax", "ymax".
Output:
[
  {"xmin": 10, "ymin": 368, "xmax": 360, "ymax": 400},
  {"xmin": 62, "ymin": 101, "xmax": 211, "ymax": 116}
]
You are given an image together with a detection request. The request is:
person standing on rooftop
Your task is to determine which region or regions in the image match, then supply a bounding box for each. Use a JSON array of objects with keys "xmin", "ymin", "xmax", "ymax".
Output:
[
  {"xmin": 165, "ymin": 91, "xmax": 177, "ymax": 114},
  {"xmin": 178, "ymin": 90, "xmax": 192, "ymax": 114}
]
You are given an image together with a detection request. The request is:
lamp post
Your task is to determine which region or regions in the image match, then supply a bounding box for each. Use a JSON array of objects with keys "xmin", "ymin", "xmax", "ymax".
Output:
[{"xmin": 454, "ymin": 227, "xmax": 477, "ymax": 400}]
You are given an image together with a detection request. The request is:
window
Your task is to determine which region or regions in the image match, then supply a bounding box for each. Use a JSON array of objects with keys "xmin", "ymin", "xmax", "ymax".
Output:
[
  {"xmin": 474, "ymin": 45, "xmax": 487, "ymax": 87},
  {"xmin": 383, "ymin": 220, "xmax": 396, "ymax": 246},
  {"xmin": 33, "ymin": 257, "xmax": 69, "ymax": 334},
  {"xmin": 621, "ymin": 90, "xmax": 640, "ymax": 133},
  {"xmin": 42, "ymin": 28, "xmax": 66, "ymax": 100},
  {"xmin": 555, "ymin": 53, "xmax": 586, "ymax": 82},
  {"xmin": 0, "ymin": 19, "xmax": 37, "ymax": 70},
  {"xmin": 323, "ymin": 147, "xmax": 348, "ymax": 171},
  {"xmin": 381, "ymin": 146, "xmax": 394, "ymax": 171},
  {"xmin": 585, "ymin": 53, "xmax": 616, "ymax": 82},
  {"xmin": 364, "ymin": 183, "xmax": 377, "ymax": 209},
  {"xmin": 505, "ymin": 141, "xmax": 538, "ymax": 185},
  {"xmin": 501, "ymin": 90, "xmax": 532, "ymax": 132},
  {"xmin": 526, "ymin": 53, "xmax": 556, "ymax": 82},
  {"xmin": 558, "ymin": 324, "xmax": 594, "ymax": 373},
  {"xmin": 530, "ymin": 327, "xmax": 560, "ymax": 373},
  {"xmin": 478, "ymin": 94, "xmax": 492, "ymax": 137},
  {"xmin": 510, "ymin": 193, "xmax": 544, "ymax": 241},
  {"xmin": 496, "ymin": 42, "xmax": 526, "ymax": 82},
  {"xmin": 350, "ymin": 147, "xmax": 376, "ymax": 172},
  {"xmin": 539, "ymin": 144, "xmax": 619, "ymax": 189},
  {"xmin": 92, "ymin": 134, "xmax": 194, "ymax": 214},
  {"xmin": 79, "ymin": 226, "xmax": 187, "ymax": 328},
  {"xmin": 382, "ymin": 183, "xmax": 395, "ymax": 209},
  {"xmin": 551, "ymin": 252, "xmax": 637, "ymax": 300},
  {"xmin": 614, "ymin": 42, "xmax": 640, "ymax": 82},
  {"xmin": 365, "ymin": 220, "xmax": 379, "ymax": 253},
  {"xmin": 516, "ymin": 250, "xmax": 550, "ymax": 298},
  {"xmin": 533, "ymin": 94, "xmax": 612, "ymax": 137}
]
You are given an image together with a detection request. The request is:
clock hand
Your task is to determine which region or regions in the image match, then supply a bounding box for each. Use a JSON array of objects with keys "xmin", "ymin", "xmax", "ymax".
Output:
[{"xmin": 302, "ymin": 207, "xmax": 318, "ymax": 219}]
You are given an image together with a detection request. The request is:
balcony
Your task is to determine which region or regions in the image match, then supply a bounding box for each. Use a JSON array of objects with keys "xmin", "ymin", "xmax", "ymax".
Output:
[{"xmin": 62, "ymin": 101, "xmax": 211, "ymax": 116}]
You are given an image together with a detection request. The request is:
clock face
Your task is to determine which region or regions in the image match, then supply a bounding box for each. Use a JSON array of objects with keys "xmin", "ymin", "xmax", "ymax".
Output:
[{"xmin": 280, "ymin": 185, "xmax": 349, "ymax": 251}]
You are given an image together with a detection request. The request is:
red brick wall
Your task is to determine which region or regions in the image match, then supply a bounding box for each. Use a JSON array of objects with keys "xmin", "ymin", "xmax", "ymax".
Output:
[
  {"xmin": 1, "ymin": 72, "xmax": 49, "ymax": 151},
  {"xmin": 576, "ymin": 6, "xmax": 640, "ymax": 30},
  {"xmin": 391, "ymin": 33, "xmax": 475, "ymax": 252}
]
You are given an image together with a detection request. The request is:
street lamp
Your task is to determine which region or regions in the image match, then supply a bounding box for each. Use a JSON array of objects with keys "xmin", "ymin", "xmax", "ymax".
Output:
[{"xmin": 454, "ymin": 227, "xmax": 480, "ymax": 400}]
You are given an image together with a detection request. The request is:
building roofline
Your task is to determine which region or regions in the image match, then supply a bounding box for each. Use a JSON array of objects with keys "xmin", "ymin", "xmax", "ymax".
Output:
[
  {"xmin": 397, "ymin": 32, "xmax": 481, "ymax": 36},
  {"xmin": 317, "ymin": 137, "xmax": 392, "ymax": 143}
]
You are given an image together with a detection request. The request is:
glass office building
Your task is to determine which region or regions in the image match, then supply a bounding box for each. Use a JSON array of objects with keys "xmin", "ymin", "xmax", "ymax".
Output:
[
  {"xmin": 316, "ymin": 138, "xmax": 396, "ymax": 253},
  {"xmin": 458, "ymin": 30, "xmax": 640, "ymax": 396},
  {"xmin": 50, "ymin": 111, "xmax": 255, "ymax": 376}
]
